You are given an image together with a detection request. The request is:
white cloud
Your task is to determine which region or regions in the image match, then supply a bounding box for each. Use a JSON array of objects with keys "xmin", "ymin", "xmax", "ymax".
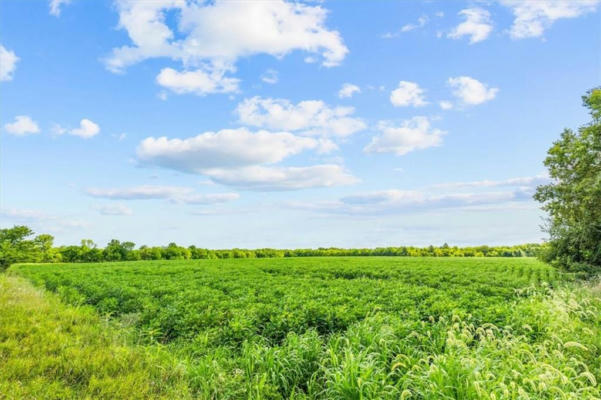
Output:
[
  {"xmin": 104, "ymin": 0, "xmax": 348, "ymax": 91},
  {"xmin": 97, "ymin": 204, "xmax": 133, "ymax": 216},
  {"xmin": 439, "ymin": 100, "xmax": 453, "ymax": 110},
  {"xmin": 136, "ymin": 127, "xmax": 357, "ymax": 190},
  {"xmin": 156, "ymin": 67, "xmax": 239, "ymax": 95},
  {"xmin": 390, "ymin": 81, "xmax": 427, "ymax": 107},
  {"xmin": 204, "ymin": 165, "xmax": 358, "ymax": 191},
  {"xmin": 401, "ymin": 15, "xmax": 429, "ymax": 32},
  {"xmin": 448, "ymin": 8, "xmax": 493, "ymax": 44},
  {"xmin": 364, "ymin": 117, "xmax": 444, "ymax": 156},
  {"xmin": 86, "ymin": 185, "xmax": 239, "ymax": 204},
  {"xmin": 4, "ymin": 115, "xmax": 40, "ymax": 136},
  {"xmin": 382, "ymin": 15, "xmax": 429, "ymax": 38},
  {"xmin": 49, "ymin": 0, "xmax": 71, "ymax": 16},
  {"xmin": 87, "ymin": 185, "xmax": 194, "ymax": 200},
  {"xmin": 430, "ymin": 175, "xmax": 550, "ymax": 190},
  {"xmin": 291, "ymin": 186, "xmax": 537, "ymax": 216},
  {"xmin": 236, "ymin": 97, "xmax": 366, "ymax": 138},
  {"xmin": 500, "ymin": 0, "xmax": 600, "ymax": 39},
  {"xmin": 447, "ymin": 76, "xmax": 498, "ymax": 106},
  {"xmin": 173, "ymin": 192, "xmax": 240, "ymax": 204},
  {"xmin": 70, "ymin": 119, "xmax": 100, "ymax": 138},
  {"xmin": 0, "ymin": 45, "xmax": 19, "ymax": 81},
  {"xmin": 261, "ymin": 69, "xmax": 279, "ymax": 84},
  {"xmin": 338, "ymin": 83, "xmax": 360, "ymax": 98},
  {"xmin": 137, "ymin": 128, "xmax": 321, "ymax": 173}
]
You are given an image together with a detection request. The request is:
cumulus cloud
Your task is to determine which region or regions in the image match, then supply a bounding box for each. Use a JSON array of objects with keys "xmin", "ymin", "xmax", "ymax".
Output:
[
  {"xmin": 156, "ymin": 67, "xmax": 239, "ymax": 95},
  {"xmin": 390, "ymin": 81, "xmax": 427, "ymax": 107},
  {"xmin": 4, "ymin": 115, "xmax": 40, "ymax": 136},
  {"xmin": 104, "ymin": 0, "xmax": 347, "ymax": 92},
  {"xmin": 70, "ymin": 119, "xmax": 100, "ymax": 138},
  {"xmin": 0, "ymin": 45, "xmax": 19, "ymax": 81},
  {"xmin": 236, "ymin": 97, "xmax": 366, "ymax": 138},
  {"xmin": 49, "ymin": 0, "xmax": 71, "ymax": 16},
  {"xmin": 86, "ymin": 185, "xmax": 239, "ymax": 204},
  {"xmin": 364, "ymin": 117, "xmax": 444, "ymax": 156},
  {"xmin": 447, "ymin": 76, "xmax": 498, "ymax": 106},
  {"xmin": 338, "ymin": 83, "xmax": 360, "ymax": 98},
  {"xmin": 136, "ymin": 127, "xmax": 357, "ymax": 190},
  {"xmin": 97, "ymin": 204, "xmax": 133, "ymax": 216},
  {"xmin": 137, "ymin": 128, "xmax": 321, "ymax": 172},
  {"xmin": 448, "ymin": 8, "xmax": 493, "ymax": 44},
  {"xmin": 500, "ymin": 0, "xmax": 600, "ymax": 39},
  {"xmin": 261, "ymin": 69, "xmax": 279, "ymax": 84},
  {"xmin": 204, "ymin": 165, "xmax": 358, "ymax": 191}
]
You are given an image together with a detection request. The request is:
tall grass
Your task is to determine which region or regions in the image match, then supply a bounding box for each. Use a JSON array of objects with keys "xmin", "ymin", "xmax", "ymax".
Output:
[{"xmin": 0, "ymin": 275, "xmax": 190, "ymax": 399}]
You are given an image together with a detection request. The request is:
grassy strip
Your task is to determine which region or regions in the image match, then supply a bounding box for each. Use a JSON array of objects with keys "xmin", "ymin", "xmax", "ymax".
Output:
[{"xmin": 0, "ymin": 275, "xmax": 191, "ymax": 400}]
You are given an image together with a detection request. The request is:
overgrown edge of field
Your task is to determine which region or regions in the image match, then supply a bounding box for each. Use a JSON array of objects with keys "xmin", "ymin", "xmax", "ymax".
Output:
[{"xmin": 0, "ymin": 273, "xmax": 193, "ymax": 400}]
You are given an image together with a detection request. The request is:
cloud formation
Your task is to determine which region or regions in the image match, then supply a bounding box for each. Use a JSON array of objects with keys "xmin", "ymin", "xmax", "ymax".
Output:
[
  {"xmin": 236, "ymin": 97, "xmax": 366, "ymax": 138},
  {"xmin": 104, "ymin": 0, "xmax": 347, "ymax": 94},
  {"xmin": 364, "ymin": 117, "xmax": 444, "ymax": 156},
  {"xmin": 86, "ymin": 185, "xmax": 239, "ymax": 204},
  {"xmin": 500, "ymin": 0, "xmax": 600, "ymax": 39},
  {"xmin": 4, "ymin": 115, "xmax": 40, "ymax": 136},
  {"xmin": 448, "ymin": 8, "xmax": 493, "ymax": 44},
  {"xmin": 338, "ymin": 83, "xmax": 360, "ymax": 98},
  {"xmin": 156, "ymin": 67, "xmax": 239, "ymax": 95},
  {"xmin": 70, "ymin": 119, "xmax": 100, "ymax": 138},
  {"xmin": 290, "ymin": 174, "xmax": 543, "ymax": 216},
  {"xmin": 390, "ymin": 81, "xmax": 427, "ymax": 107},
  {"xmin": 204, "ymin": 165, "xmax": 358, "ymax": 191},
  {"xmin": 0, "ymin": 45, "xmax": 19, "ymax": 81},
  {"xmin": 136, "ymin": 127, "xmax": 358, "ymax": 190},
  {"xmin": 447, "ymin": 76, "xmax": 498, "ymax": 106},
  {"xmin": 49, "ymin": 0, "xmax": 71, "ymax": 16}
]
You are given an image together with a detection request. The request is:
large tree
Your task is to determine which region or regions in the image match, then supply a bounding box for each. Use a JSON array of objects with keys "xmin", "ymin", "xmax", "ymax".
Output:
[{"xmin": 534, "ymin": 88, "xmax": 601, "ymax": 273}]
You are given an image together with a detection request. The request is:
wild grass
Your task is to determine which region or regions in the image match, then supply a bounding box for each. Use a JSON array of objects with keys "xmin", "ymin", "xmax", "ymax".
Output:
[
  {"xmin": 0, "ymin": 275, "xmax": 191, "ymax": 399},
  {"xmin": 5, "ymin": 257, "xmax": 601, "ymax": 399}
]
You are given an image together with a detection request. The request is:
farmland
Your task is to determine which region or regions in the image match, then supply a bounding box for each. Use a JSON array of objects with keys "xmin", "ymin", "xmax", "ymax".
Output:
[{"xmin": 5, "ymin": 257, "xmax": 601, "ymax": 399}]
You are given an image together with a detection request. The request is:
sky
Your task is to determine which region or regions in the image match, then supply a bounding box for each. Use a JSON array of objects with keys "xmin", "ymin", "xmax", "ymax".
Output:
[{"xmin": 0, "ymin": 0, "xmax": 599, "ymax": 248}]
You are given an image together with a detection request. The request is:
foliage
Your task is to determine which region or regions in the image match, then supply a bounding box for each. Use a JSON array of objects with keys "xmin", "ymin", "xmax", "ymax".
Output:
[
  {"xmin": 0, "ymin": 225, "xmax": 60, "ymax": 270},
  {"xmin": 0, "ymin": 275, "xmax": 191, "ymax": 399},
  {"xmin": 535, "ymin": 88, "xmax": 601, "ymax": 274},
  {"xmin": 9, "ymin": 257, "xmax": 601, "ymax": 398}
]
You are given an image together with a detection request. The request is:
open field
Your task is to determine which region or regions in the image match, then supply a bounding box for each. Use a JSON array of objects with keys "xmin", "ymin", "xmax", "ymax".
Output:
[{"xmin": 5, "ymin": 257, "xmax": 601, "ymax": 399}]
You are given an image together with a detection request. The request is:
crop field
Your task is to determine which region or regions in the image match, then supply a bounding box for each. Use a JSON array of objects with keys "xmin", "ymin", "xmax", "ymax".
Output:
[{"xmin": 6, "ymin": 257, "xmax": 601, "ymax": 399}]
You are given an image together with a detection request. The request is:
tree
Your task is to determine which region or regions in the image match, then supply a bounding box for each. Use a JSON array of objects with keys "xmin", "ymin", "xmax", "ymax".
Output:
[
  {"xmin": 0, "ymin": 226, "xmax": 58, "ymax": 269},
  {"xmin": 534, "ymin": 88, "xmax": 601, "ymax": 274}
]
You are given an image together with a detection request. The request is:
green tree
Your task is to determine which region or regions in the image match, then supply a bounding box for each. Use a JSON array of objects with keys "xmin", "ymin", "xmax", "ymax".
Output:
[{"xmin": 534, "ymin": 88, "xmax": 601, "ymax": 273}]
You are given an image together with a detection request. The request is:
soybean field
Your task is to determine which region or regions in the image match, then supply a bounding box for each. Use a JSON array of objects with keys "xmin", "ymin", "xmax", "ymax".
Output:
[{"xmin": 6, "ymin": 257, "xmax": 601, "ymax": 399}]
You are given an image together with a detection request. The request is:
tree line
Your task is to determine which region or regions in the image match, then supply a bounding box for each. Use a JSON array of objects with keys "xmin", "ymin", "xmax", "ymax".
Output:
[{"xmin": 0, "ymin": 225, "xmax": 544, "ymax": 270}]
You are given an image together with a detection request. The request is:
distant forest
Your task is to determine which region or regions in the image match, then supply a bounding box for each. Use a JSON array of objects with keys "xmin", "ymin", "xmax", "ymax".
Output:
[{"xmin": 0, "ymin": 225, "xmax": 543, "ymax": 269}]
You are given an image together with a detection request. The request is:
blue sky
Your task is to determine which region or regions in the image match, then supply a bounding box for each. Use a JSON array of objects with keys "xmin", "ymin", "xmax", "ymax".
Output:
[{"xmin": 1, "ymin": 0, "xmax": 599, "ymax": 248}]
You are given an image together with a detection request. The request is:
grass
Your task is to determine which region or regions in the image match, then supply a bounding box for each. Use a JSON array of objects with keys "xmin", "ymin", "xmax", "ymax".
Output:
[
  {"xmin": 4, "ymin": 257, "xmax": 601, "ymax": 399},
  {"xmin": 0, "ymin": 275, "xmax": 191, "ymax": 399}
]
